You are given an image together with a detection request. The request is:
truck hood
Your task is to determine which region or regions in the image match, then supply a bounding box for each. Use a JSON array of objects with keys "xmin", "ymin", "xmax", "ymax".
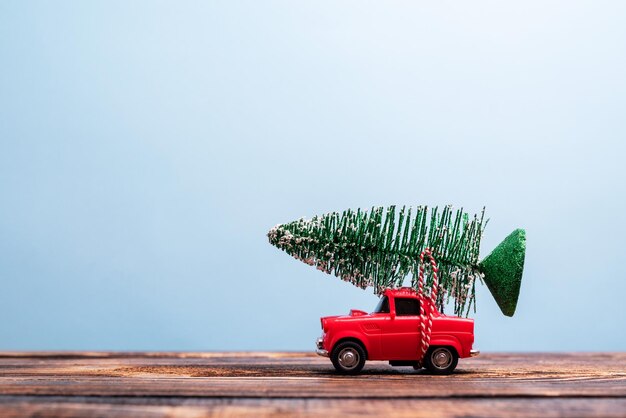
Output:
[{"xmin": 320, "ymin": 309, "xmax": 371, "ymax": 331}]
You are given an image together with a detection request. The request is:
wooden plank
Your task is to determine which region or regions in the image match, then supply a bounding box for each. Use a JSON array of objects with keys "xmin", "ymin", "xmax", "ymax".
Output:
[
  {"xmin": 1, "ymin": 397, "xmax": 626, "ymax": 418},
  {"xmin": 0, "ymin": 352, "xmax": 625, "ymax": 417},
  {"xmin": 1, "ymin": 352, "xmax": 624, "ymax": 398},
  {"xmin": 2, "ymin": 375, "xmax": 626, "ymax": 398}
]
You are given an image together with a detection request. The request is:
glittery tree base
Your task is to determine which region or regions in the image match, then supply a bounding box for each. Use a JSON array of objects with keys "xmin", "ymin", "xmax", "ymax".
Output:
[{"xmin": 478, "ymin": 229, "xmax": 526, "ymax": 317}]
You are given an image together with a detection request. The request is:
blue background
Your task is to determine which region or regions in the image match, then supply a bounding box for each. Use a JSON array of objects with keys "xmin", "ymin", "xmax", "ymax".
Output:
[{"xmin": 1, "ymin": 1, "xmax": 625, "ymax": 351}]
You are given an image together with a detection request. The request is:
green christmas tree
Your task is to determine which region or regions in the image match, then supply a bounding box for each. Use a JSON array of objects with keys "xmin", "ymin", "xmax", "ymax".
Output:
[{"xmin": 268, "ymin": 205, "xmax": 526, "ymax": 317}]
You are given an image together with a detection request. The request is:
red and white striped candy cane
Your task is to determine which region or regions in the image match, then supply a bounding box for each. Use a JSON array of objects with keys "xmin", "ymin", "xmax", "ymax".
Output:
[{"xmin": 417, "ymin": 248, "xmax": 439, "ymax": 361}]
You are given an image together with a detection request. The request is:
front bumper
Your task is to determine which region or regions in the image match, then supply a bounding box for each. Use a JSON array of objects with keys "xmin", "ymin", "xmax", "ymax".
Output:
[
  {"xmin": 316, "ymin": 337, "xmax": 329, "ymax": 357},
  {"xmin": 470, "ymin": 349, "xmax": 480, "ymax": 357}
]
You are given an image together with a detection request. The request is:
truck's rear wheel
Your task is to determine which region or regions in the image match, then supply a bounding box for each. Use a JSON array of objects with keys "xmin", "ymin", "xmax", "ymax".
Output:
[
  {"xmin": 424, "ymin": 346, "xmax": 458, "ymax": 375},
  {"xmin": 330, "ymin": 341, "xmax": 366, "ymax": 374}
]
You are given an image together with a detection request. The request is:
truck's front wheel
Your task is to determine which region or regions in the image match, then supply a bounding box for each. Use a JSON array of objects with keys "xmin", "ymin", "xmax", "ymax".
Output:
[
  {"xmin": 424, "ymin": 346, "xmax": 458, "ymax": 375},
  {"xmin": 330, "ymin": 341, "xmax": 366, "ymax": 374}
]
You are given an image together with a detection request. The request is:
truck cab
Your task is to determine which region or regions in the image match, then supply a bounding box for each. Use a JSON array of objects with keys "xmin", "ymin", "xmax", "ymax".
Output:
[{"xmin": 316, "ymin": 287, "xmax": 479, "ymax": 374}]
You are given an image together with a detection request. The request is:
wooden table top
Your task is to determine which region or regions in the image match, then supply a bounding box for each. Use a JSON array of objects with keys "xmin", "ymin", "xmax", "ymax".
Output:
[{"xmin": 0, "ymin": 352, "xmax": 625, "ymax": 417}]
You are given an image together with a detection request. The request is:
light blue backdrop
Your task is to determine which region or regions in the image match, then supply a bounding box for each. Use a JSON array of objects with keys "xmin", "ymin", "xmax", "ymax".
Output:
[{"xmin": 1, "ymin": 1, "xmax": 625, "ymax": 351}]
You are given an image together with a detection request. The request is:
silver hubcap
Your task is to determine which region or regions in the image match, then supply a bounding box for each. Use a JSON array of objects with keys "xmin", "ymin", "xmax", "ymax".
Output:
[
  {"xmin": 338, "ymin": 347, "xmax": 359, "ymax": 369},
  {"xmin": 431, "ymin": 348, "xmax": 452, "ymax": 369}
]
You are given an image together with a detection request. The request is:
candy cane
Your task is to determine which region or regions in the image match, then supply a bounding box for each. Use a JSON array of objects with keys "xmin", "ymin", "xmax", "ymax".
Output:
[{"xmin": 417, "ymin": 248, "xmax": 439, "ymax": 361}]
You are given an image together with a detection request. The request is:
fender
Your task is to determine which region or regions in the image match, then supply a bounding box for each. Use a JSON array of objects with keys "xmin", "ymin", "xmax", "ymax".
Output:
[
  {"xmin": 328, "ymin": 330, "xmax": 375, "ymax": 359},
  {"xmin": 429, "ymin": 334, "xmax": 464, "ymax": 358}
]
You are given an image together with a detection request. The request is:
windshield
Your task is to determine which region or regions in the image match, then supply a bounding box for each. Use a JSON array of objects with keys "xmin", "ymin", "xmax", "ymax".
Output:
[{"xmin": 373, "ymin": 296, "xmax": 390, "ymax": 313}]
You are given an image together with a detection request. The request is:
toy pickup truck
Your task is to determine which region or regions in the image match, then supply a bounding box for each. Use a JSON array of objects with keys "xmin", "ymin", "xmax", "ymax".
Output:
[{"xmin": 316, "ymin": 287, "xmax": 479, "ymax": 374}]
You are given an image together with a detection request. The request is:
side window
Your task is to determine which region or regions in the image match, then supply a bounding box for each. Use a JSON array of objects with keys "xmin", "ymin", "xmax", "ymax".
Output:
[
  {"xmin": 395, "ymin": 298, "xmax": 420, "ymax": 316},
  {"xmin": 374, "ymin": 296, "xmax": 390, "ymax": 313}
]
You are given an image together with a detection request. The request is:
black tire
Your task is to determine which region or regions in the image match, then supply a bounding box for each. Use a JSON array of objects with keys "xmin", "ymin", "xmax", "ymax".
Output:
[
  {"xmin": 330, "ymin": 341, "xmax": 366, "ymax": 374},
  {"xmin": 424, "ymin": 346, "xmax": 458, "ymax": 375}
]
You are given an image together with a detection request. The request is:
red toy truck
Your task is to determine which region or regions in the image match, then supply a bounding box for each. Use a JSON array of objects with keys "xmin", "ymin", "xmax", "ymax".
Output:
[{"xmin": 316, "ymin": 287, "xmax": 479, "ymax": 374}]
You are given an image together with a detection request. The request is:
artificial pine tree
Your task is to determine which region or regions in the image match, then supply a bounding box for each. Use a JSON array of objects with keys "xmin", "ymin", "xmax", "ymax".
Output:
[{"xmin": 268, "ymin": 205, "xmax": 526, "ymax": 317}]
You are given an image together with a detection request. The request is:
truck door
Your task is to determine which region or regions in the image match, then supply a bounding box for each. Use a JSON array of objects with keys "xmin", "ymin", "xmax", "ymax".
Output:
[
  {"xmin": 364, "ymin": 295, "xmax": 391, "ymax": 360},
  {"xmin": 381, "ymin": 297, "xmax": 421, "ymax": 360}
]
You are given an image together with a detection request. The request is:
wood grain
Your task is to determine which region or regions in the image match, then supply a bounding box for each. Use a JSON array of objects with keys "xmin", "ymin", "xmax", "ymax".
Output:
[{"xmin": 0, "ymin": 352, "xmax": 625, "ymax": 417}]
